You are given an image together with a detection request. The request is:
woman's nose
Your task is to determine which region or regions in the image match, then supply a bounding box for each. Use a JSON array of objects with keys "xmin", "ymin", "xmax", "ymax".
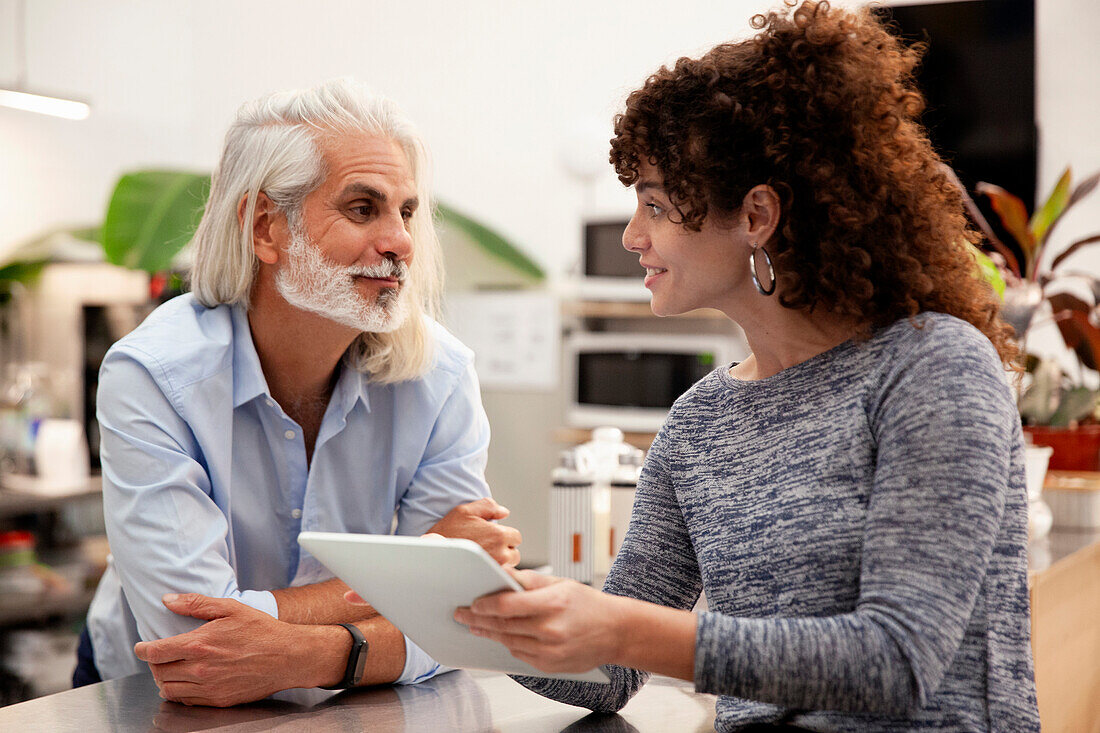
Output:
[{"xmin": 622, "ymin": 213, "xmax": 647, "ymax": 253}]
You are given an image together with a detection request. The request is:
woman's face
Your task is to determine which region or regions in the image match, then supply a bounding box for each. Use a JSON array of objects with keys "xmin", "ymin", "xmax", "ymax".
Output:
[{"xmin": 622, "ymin": 162, "xmax": 748, "ymax": 317}]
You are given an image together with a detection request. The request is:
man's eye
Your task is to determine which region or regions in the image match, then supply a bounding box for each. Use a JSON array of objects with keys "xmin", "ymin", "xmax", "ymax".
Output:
[
  {"xmin": 351, "ymin": 204, "xmax": 374, "ymax": 218},
  {"xmin": 645, "ymin": 202, "xmax": 665, "ymax": 218}
]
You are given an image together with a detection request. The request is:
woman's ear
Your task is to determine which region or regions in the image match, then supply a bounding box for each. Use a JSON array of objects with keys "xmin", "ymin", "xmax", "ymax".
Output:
[
  {"xmin": 238, "ymin": 192, "xmax": 281, "ymax": 265},
  {"xmin": 741, "ymin": 184, "xmax": 781, "ymax": 245}
]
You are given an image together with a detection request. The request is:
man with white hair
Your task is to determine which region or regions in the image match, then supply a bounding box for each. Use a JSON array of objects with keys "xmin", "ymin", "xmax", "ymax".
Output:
[{"xmin": 75, "ymin": 79, "xmax": 521, "ymax": 705}]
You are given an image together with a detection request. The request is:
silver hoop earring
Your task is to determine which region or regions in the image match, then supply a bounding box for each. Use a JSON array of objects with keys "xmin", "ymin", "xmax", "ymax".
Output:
[{"xmin": 749, "ymin": 243, "xmax": 776, "ymax": 296}]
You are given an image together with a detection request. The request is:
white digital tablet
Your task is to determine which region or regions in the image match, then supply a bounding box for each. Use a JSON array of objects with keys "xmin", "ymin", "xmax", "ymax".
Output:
[{"xmin": 297, "ymin": 531, "xmax": 610, "ymax": 684}]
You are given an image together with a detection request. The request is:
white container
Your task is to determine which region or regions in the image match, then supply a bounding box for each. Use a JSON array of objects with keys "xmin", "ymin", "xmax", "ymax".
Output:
[
  {"xmin": 550, "ymin": 429, "xmax": 646, "ymax": 584},
  {"xmin": 1045, "ymin": 485, "xmax": 1100, "ymax": 529},
  {"xmin": 34, "ymin": 418, "xmax": 90, "ymax": 490},
  {"xmin": 1025, "ymin": 445, "xmax": 1054, "ymax": 541},
  {"xmin": 608, "ymin": 450, "xmax": 643, "ymax": 559},
  {"xmin": 1024, "ymin": 444, "xmax": 1053, "ymax": 503},
  {"xmin": 550, "ymin": 451, "xmax": 603, "ymax": 584}
]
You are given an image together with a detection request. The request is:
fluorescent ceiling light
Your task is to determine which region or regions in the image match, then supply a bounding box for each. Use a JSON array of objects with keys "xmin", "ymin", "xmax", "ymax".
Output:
[
  {"xmin": 0, "ymin": 89, "xmax": 90, "ymax": 121},
  {"xmin": 1, "ymin": 0, "xmax": 91, "ymax": 121}
]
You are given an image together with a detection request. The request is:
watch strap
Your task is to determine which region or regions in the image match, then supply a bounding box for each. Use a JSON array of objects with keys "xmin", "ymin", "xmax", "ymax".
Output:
[{"xmin": 320, "ymin": 622, "xmax": 369, "ymax": 689}]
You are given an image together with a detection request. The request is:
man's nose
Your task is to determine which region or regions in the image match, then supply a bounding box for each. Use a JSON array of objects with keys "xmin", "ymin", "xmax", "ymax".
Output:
[{"xmin": 374, "ymin": 213, "xmax": 414, "ymax": 261}]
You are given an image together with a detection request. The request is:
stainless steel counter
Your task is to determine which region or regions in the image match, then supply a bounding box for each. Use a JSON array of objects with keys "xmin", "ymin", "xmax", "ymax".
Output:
[{"xmin": 0, "ymin": 668, "xmax": 716, "ymax": 732}]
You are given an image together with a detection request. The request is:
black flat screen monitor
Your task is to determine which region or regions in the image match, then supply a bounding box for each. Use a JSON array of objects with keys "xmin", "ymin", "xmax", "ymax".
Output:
[{"xmin": 879, "ymin": 0, "xmax": 1036, "ymax": 260}]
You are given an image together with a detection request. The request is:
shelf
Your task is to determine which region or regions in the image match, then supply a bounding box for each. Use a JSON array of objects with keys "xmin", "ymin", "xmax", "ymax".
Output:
[
  {"xmin": 1045, "ymin": 470, "xmax": 1100, "ymax": 491},
  {"xmin": 0, "ymin": 587, "xmax": 96, "ymax": 627},
  {"xmin": 0, "ymin": 477, "xmax": 103, "ymax": 519},
  {"xmin": 562, "ymin": 301, "xmax": 728, "ymax": 320},
  {"xmin": 553, "ymin": 427, "xmax": 656, "ymax": 450}
]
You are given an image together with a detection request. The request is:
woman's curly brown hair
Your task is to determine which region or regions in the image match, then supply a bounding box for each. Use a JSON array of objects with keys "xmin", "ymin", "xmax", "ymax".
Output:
[{"xmin": 610, "ymin": 0, "xmax": 1017, "ymax": 365}]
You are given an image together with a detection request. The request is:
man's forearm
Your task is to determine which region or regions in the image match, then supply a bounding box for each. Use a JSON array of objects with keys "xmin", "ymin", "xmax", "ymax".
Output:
[
  {"xmin": 138, "ymin": 593, "xmax": 408, "ymax": 706},
  {"xmin": 272, "ymin": 578, "xmax": 379, "ymax": 624},
  {"xmin": 306, "ymin": 615, "xmax": 408, "ymax": 688}
]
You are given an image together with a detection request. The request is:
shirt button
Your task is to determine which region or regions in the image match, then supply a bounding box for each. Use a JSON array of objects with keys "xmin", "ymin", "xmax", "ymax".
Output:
[
  {"xmin": 291, "ymin": 508, "xmax": 302, "ymax": 520},
  {"xmin": 284, "ymin": 430, "xmax": 295, "ymax": 440},
  {"xmin": 266, "ymin": 399, "xmax": 274, "ymax": 408}
]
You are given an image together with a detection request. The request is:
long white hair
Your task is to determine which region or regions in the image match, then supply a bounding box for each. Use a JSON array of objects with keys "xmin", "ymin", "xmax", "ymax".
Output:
[{"xmin": 188, "ymin": 78, "xmax": 442, "ymax": 383}]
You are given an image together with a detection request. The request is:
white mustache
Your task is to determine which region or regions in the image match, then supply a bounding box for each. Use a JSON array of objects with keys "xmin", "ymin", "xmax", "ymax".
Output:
[{"xmin": 346, "ymin": 260, "xmax": 408, "ymax": 281}]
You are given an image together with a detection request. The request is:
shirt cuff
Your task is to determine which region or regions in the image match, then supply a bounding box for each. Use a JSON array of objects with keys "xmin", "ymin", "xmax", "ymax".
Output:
[
  {"xmin": 395, "ymin": 635, "xmax": 447, "ymax": 684},
  {"xmin": 237, "ymin": 589, "xmax": 280, "ymax": 620}
]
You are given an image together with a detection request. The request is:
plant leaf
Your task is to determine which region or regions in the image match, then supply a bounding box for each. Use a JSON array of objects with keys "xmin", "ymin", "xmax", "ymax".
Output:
[
  {"xmin": 1037, "ymin": 170, "xmax": 1100, "ymax": 273},
  {"xmin": 436, "ymin": 202, "xmax": 544, "ymax": 281},
  {"xmin": 1050, "ymin": 233, "xmax": 1100, "ymax": 272},
  {"xmin": 102, "ymin": 171, "xmax": 211, "ymax": 272},
  {"xmin": 1029, "ymin": 167, "xmax": 1072, "ymax": 245},
  {"xmin": 1019, "ymin": 358, "xmax": 1061, "ymax": 424},
  {"xmin": 969, "ymin": 244, "xmax": 1005, "ymax": 298},
  {"xmin": 0, "ymin": 260, "xmax": 48, "ymax": 285},
  {"xmin": 1048, "ymin": 292, "xmax": 1100, "ymax": 370},
  {"xmin": 976, "ymin": 182, "xmax": 1037, "ymax": 270},
  {"xmin": 941, "ymin": 164, "xmax": 1021, "ymax": 277},
  {"xmin": 68, "ymin": 226, "xmax": 102, "ymax": 243},
  {"xmin": 1048, "ymin": 386, "xmax": 1099, "ymax": 427},
  {"xmin": 1066, "ymin": 169, "xmax": 1100, "ymax": 210}
]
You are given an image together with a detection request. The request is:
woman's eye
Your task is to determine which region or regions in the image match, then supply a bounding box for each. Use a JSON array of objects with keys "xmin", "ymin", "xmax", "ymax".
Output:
[
  {"xmin": 401, "ymin": 208, "xmax": 414, "ymax": 221},
  {"xmin": 645, "ymin": 202, "xmax": 665, "ymax": 218}
]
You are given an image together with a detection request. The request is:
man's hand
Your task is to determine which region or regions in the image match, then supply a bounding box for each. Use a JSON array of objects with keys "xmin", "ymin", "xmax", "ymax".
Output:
[
  {"xmin": 428, "ymin": 497, "xmax": 522, "ymax": 567},
  {"xmin": 134, "ymin": 594, "xmax": 343, "ymax": 707}
]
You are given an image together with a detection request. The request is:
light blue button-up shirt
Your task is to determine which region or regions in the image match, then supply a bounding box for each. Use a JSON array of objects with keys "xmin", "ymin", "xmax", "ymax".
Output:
[{"xmin": 86, "ymin": 294, "xmax": 491, "ymax": 683}]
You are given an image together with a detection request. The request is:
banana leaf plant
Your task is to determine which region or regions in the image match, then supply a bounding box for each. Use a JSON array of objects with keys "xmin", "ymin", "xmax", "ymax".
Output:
[{"xmin": 959, "ymin": 166, "xmax": 1100, "ymax": 426}]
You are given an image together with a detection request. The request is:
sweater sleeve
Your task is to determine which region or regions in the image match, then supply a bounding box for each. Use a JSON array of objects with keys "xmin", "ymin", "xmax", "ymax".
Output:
[
  {"xmin": 511, "ymin": 425, "xmax": 704, "ymax": 711},
  {"xmin": 694, "ymin": 324, "xmax": 1018, "ymax": 714}
]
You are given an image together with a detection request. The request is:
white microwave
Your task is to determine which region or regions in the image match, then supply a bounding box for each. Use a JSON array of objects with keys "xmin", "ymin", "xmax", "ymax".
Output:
[
  {"xmin": 576, "ymin": 220, "xmax": 649, "ymax": 302},
  {"xmin": 564, "ymin": 332, "xmax": 745, "ymax": 432}
]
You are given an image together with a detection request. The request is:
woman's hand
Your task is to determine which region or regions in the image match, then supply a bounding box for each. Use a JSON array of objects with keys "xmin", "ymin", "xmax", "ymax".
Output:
[{"xmin": 452, "ymin": 569, "xmax": 628, "ymax": 674}]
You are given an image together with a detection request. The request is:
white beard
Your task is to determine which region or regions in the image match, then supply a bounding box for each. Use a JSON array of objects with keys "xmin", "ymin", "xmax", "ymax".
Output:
[{"xmin": 275, "ymin": 225, "xmax": 410, "ymax": 334}]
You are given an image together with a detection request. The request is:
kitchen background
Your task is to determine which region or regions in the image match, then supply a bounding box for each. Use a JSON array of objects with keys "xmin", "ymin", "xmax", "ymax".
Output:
[{"xmin": 1, "ymin": 0, "xmax": 1098, "ymax": 706}]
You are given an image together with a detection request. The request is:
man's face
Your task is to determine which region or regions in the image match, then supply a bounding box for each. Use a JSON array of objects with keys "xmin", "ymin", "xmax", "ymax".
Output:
[{"xmin": 275, "ymin": 131, "xmax": 418, "ymax": 334}]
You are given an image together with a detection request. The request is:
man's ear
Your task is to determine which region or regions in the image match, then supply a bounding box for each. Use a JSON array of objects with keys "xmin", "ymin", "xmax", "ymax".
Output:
[
  {"xmin": 741, "ymin": 184, "xmax": 781, "ymax": 245},
  {"xmin": 238, "ymin": 192, "xmax": 281, "ymax": 265}
]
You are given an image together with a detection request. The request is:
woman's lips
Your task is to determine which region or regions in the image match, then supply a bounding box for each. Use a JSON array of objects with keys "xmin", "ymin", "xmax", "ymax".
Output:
[{"xmin": 643, "ymin": 268, "xmax": 667, "ymax": 288}]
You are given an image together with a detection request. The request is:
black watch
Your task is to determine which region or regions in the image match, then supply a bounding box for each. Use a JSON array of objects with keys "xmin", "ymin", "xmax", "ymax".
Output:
[{"xmin": 321, "ymin": 622, "xmax": 369, "ymax": 689}]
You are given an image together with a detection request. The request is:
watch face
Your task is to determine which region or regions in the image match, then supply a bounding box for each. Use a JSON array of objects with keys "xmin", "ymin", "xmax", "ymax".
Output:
[{"xmin": 351, "ymin": 640, "xmax": 369, "ymax": 685}]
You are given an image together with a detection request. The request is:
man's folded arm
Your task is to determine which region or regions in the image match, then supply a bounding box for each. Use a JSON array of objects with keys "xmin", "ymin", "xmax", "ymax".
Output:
[
  {"xmin": 100, "ymin": 353, "xmax": 370, "ymax": 634},
  {"xmin": 98, "ymin": 350, "xmax": 289, "ymax": 641}
]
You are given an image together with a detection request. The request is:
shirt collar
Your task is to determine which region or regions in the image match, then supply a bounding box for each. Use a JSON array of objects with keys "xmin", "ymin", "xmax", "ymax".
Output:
[
  {"xmin": 332, "ymin": 352, "xmax": 372, "ymax": 418},
  {"xmin": 230, "ymin": 304, "xmax": 272, "ymax": 408},
  {"xmin": 230, "ymin": 304, "xmax": 373, "ymax": 415}
]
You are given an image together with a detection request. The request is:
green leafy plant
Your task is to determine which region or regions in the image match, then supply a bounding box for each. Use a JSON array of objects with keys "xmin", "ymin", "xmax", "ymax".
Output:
[
  {"xmin": 101, "ymin": 171, "xmax": 211, "ymax": 272},
  {"xmin": 435, "ymin": 202, "xmax": 543, "ymax": 283},
  {"xmin": 963, "ymin": 166, "xmax": 1100, "ymax": 426}
]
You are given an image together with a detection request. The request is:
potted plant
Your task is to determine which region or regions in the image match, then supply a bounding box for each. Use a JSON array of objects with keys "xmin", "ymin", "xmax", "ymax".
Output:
[{"xmin": 961, "ymin": 166, "xmax": 1100, "ymax": 469}]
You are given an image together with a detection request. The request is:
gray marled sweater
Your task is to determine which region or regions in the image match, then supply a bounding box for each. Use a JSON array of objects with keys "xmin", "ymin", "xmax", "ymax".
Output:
[{"xmin": 519, "ymin": 313, "xmax": 1039, "ymax": 731}]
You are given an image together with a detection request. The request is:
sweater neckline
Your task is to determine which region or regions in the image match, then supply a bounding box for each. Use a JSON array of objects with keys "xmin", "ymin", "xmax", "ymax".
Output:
[{"xmin": 719, "ymin": 336, "xmax": 860, "ymax": 391}]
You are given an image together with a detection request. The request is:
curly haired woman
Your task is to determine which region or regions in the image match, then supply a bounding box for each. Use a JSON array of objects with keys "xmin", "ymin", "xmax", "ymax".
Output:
[{"xmin": 455, "ymin": 2, "xmax": 1040, "ymax": 730}]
